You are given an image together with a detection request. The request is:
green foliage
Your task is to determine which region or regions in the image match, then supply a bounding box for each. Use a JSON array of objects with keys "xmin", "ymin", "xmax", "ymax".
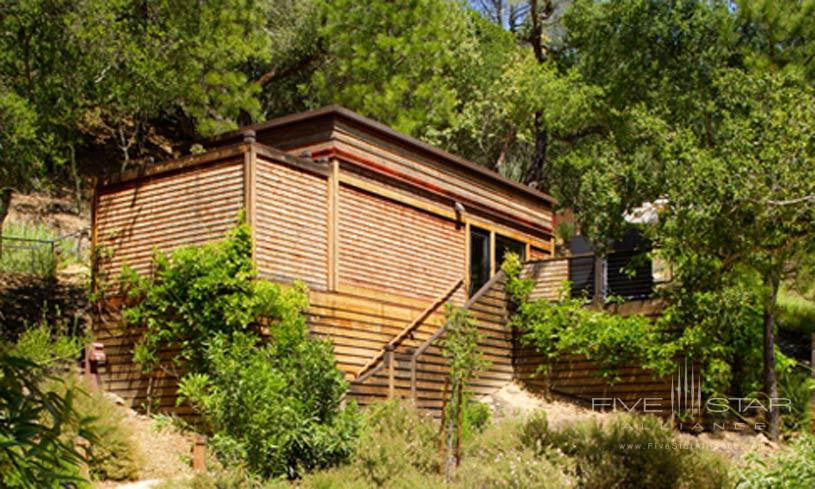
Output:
[
  {"xmin": 126, "ymin": 222, "xmax": 358, "ymax": 479},
  {"xmin": 125, "ymin": 221, "xmax": 303, "ymax": 374},
  {"xmin": 456, "ymin": 418, "xmax": 572, "ymax": 489},
  {"xmin": 503, "ymin": 253, "xmax": 677, "ymax": 378},
  {"xmin": 0, "ymin": 90, "xmax": 40, "ymax": 193},
  {"xmin": 0, "ymin": 355, "xmax": 95, "ymax": 488},
  {"xmin": 441, "ymin": 304, "xmax": 488, "ymax": 387},
  {"xmin": 3, "ymin": 320, "xmax": 85, "ymax": 368},
  {"xmin": 178, "ymin": 331, "xmax": 359, "ymax": 479},
  {"xmin": 461, "ymin": 399, "xmax": 491, "ymax": 439},
  {"xmin": 0, "ymin": 221, "xmax": 83, "ymax": 277},
  {"xmin": 309, "ymin": 0, "xmax": 489, "ymax": 142},
  {"xmin": 736, "ymin": 435, "xmax": 815, "ymax": 489},
  {"xmin": 353, "ymin": 399, "xmax": 440, "ymax": 486},
  {"xmin": 51, "ymin": 375, "xmax": 142, "ymax": 482},
  {"xmin": 524, "ymin": 412, "xmax": 733, "ymax": 489}
]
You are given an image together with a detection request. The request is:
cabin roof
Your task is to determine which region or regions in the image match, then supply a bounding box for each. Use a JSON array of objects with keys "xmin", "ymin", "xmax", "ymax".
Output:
[{"xmin": 210, "ymin": 105, "xmax": 558, "ymax": 206}]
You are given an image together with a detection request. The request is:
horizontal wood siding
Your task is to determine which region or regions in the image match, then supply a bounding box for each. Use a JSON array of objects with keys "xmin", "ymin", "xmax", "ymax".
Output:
[
  {"xmin": 93, "ymin": 299, "xmax": 194, "ymax": 417},
  {"xmin": 332, "ymin": 127, "xmax": 553, "ymax": 232},
  {"xmin": 308, "ymin": 288, "xmax": 459, "ymax": 378},
  {"xmin": 513, "ymin": 263, "xmax": 675, "ymax": 413},
  {"xmin": 255, "ymin": 155, "xmax": 328, "ymax": 289},
  {"xmin": 95, "ymin": 161, "xmax": 244, "ymax": 283},
  {"xmin": 524, "ymin": 259, "xmax": 569, "ymax": 301},
  {"xmin": 348, "ymin": 274, "xmax": 514, "ymax": 417},
  {"xmin": 529, "ymin": 246, "xmax": 551, "ymax": 261},
  {"xmin": 338, "ymin": 184, "xmax": 465, "ymax": 300}
]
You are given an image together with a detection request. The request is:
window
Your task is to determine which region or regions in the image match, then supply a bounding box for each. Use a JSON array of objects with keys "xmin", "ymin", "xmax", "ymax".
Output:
[
  {"xmin": 469, "ymin": 226, "xmax": 490, "ymax": 295},
  {"xmin": 495, "ymin": 234, "xmax": 525, "ymax": 266}
]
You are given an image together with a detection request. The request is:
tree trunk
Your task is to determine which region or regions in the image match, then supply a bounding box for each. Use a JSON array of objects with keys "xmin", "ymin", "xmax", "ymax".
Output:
[
  {"xmin": 0, "ymin": 187, "xmax": 11, "ymax": 233},
  {"xmin": 525, "ymin": 111, "xmax": 549, "ymax": 187},
  {"xmin": 763, "ymin": 274, "xmax": 780, "ymax": 440}
]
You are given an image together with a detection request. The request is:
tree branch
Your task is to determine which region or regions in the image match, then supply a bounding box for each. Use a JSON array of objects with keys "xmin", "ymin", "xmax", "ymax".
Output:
[
  {"xmin": 765, "ymin": 195, "xmax": 815, "ymax": 206},
  {"xmin": 256, "ymin": 53, "xmax": 320, "ymax": 87}
]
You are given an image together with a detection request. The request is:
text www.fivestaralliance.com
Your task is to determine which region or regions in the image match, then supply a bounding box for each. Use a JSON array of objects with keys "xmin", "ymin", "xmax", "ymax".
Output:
[{"xmin": 617, "ymin": 442, "xmax": 706, "ymax": 450}]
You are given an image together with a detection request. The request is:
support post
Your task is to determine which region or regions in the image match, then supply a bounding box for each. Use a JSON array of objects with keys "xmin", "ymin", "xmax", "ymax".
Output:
[
  {"xmin": 593, "ymin": 255, "xmax": 606, "ymax": 305},
  {"xmin": 327, "ymin": 159, "xmax": 339, "ymax": 291},
  {"xmin": 386, "ymin": 344, "xmax": 395, "ymax": 398},
  {"xmin": 410, "ymin": 355, "xmax": 418, "ymax": 401},
  {"xmin": 192, "ymin": 435, "xmax": 207, "ymax": 472}
]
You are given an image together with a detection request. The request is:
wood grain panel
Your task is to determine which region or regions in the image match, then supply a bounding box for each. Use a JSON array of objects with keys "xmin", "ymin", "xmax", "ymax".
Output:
[
  {"xmin": 523, "ymin": 259, "xmax": 569, "ymax": 301},
  {"xmin": 254, "ymin": 155, "xmax": 328, "ymax": 290},
  {"xmin": 96, "ymin": 161, "xmax": 244, "ymax": 282},
  {"xmin": 338, "ymin": 184, "xmax": 465, "ymax": 300}
]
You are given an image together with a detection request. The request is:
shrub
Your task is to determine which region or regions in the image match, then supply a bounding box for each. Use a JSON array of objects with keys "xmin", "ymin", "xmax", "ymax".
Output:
[
  {"xmin": 457, "ymin": 417, "xmax": 573, "ymax": 489},
  {"xmin": 124, "ymin": 221, "xmax": 359, "ymax": 479},
  {"xmin": 0, "ymin": 355, "xmax": 94, "ymax": 488},
  {"xmin": 736, "ymin": 435, "xmax": 815, "ymax": 488},
  {"xmin": 58, "ymin": 376, "xmax": 141, "ymax": 481},
  {"xmin": 524, "ymin": 413, "xmax": 733, "ymax": 489},
  {"xmin": 4, "ymin": 320, "xmax": 85, "ymax": 368},
  {"xmin": 354, "ymin": 399, "xmax": 440, "ymax": 486},
  {"xmin": 462, "ymin": 399, "xmax": 491, "ymax": 440},
  {"xmin": 124, "ymin": 221, "xmax": 297, "ymax": 374},
  {"xmin": 178, "ymin": 330, "xmax": 359, "ymax": 479}
]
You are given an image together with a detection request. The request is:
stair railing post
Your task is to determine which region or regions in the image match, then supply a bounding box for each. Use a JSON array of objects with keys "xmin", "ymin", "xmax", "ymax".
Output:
[
  {"xmin": 410, "ymin": 354, "xmax": 418, "ymax": 402},
  {"xmin": 385, "ymin": 344, "xmax": 395, "ymax": 398}
]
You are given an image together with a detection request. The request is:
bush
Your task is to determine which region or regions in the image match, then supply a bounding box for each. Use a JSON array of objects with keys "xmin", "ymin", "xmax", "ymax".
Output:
[
  {"xmin": 736, "ymin": 435, "xmax": 815, "ymax": 488},
  {"xmin": 179, "ymin": 329, "xmax": 359, "ymax": 480},
  {"xmin": 60, "ymin": 376, "xmax": 142, "ymax": 481},
  {"xmin": 523, "ymin": 412, "xmax": 733, "ymax": 489},
  {"xmin": 457, "ymin": 417, "xmax": 573, "ymax": 489},
  {"xmin": 354, "ymin": 399, "xmax": 440, "ymax": 486},
  {"xmin": 0, "ymin": 355, "xmax": 93, "ymax": 488},
  {"xmin": 3, "ymin": 320, "xmax": 85, "ymax": 368},
  {"xmin": 125, "ymin": 221, "xmax": 359, "ymax": 479}
]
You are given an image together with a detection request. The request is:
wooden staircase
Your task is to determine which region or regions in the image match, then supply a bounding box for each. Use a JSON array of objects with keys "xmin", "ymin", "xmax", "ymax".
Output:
[{"xmin": 348, "ymin": 272, "xmax": 515, "ymax": 418}]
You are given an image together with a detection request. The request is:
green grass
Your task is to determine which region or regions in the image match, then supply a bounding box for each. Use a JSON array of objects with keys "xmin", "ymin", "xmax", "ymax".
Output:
[
  {"xmin": 0, "ymin": 222, "xmax": 85, "ymax": 277},
  {"xmin": 778, "ymin": 287, "xmax": 815, "ymax": 334}
]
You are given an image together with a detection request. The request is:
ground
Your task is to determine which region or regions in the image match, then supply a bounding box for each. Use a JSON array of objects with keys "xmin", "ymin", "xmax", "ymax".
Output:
[{"xmin": 95, "ymin": 394, "xmax": 196, "ymax": 489}]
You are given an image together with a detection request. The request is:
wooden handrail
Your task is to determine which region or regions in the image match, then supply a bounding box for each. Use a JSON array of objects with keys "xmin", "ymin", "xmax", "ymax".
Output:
[
  {"xmin": 409, "ymin": 270, "xmax": 506, "ymax": 399},
  {"xmin": 411, "ymin": 271, "xmax": 503, "ymax": 361},
  {"xmin": 354, "ymin": 278, "xmax": 464, "ymax": 380}
]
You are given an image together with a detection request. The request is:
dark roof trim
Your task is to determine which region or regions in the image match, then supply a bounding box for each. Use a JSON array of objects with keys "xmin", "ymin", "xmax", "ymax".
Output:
[{"xmin": 210, "ymin": 105, "xmax": 558, "ymax": 206}]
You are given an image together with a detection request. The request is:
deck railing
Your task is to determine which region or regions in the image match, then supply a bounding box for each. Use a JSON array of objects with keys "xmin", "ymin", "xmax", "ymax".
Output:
[{"xmin": 523, "ymin": 249, "xmax": 654, "ymax": 303}]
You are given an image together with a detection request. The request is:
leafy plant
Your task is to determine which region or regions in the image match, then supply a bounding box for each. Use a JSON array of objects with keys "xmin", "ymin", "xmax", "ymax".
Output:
[
  {"xmin": 3, "ymin": 320, "xmax": 86, "ymax": 368},
  {"xmin": 354, "ymin": 399, "xmax": 440, "ymax": 486},
  {"xmin": 124, "ymin": 220, "xmax": 302, "ymax": 374},
  {"xmin": 0, "ymin": 354, "xmax": 95, "ymax": 488},
  {"xmin": 736, "ymin": 435, "xmax": 815, "ymax": 489},
  {"xmin": 524, "ymin": 412, "xmax": 733, "ymax": 489},
  {"xmin": 502, "ymin": 253, "xmax": 678, "ymax": 379},
  {"xmin": 178, "ymin": 331, "xmax": 359, "ymax": 479},
  {"xmin": 439, "ymin": 304, "xmax": 488, "ymax": 477},
  {"xmin": 125, "ymin": 221, "xmax": 359, "ymax": 479}
]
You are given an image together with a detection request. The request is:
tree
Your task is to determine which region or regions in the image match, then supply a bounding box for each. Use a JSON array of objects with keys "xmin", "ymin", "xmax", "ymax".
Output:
[
  {"xmin": 307, "ymin": 0, "xmax": 490, "ymax": 142},
  {"xmin": 0, "ymin": 0, "xmax": 306, "ymax": 198},
  {"xmin": 736, "ymin": 0, "xmax": 815, "ymax": 82},
  {"xmin": 657, "ymin": 70, "xmax": 815, "ymax": 439},
  {"xmin": 0, "ymin": 90, "xmax": 39, "ymax": 230}
]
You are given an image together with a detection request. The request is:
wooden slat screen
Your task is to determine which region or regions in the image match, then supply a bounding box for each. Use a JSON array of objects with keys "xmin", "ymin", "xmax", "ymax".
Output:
[
  {"xmin": 255, "ymin": 155, "xmax": 329, "ymax": 290},
  {"xmin": 95, "ymin": 161, "xmax": 244, "ymax": 282},
  {"xmin": 338, "ymin": 184, "xmax": 465, "ymax": 300}
]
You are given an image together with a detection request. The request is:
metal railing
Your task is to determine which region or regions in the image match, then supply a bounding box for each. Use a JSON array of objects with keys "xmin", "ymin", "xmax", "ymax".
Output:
[{"xmin": 0, "ymin": 229, "xmax": 90, "ymax": 276}]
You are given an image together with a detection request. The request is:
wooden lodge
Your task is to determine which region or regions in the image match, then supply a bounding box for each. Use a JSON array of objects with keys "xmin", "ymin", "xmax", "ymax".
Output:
[{"xmin": 91, "ymin": 105, "xmax": 672, "ymax": 418}]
